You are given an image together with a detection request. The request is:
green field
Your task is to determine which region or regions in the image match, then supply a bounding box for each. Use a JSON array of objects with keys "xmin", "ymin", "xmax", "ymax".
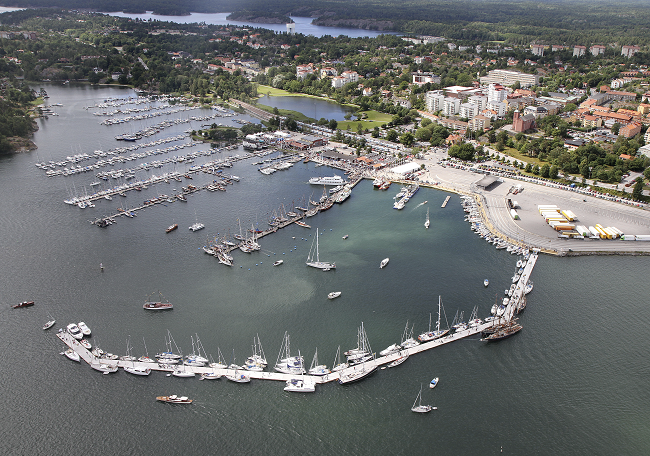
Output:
[{"xmin": 337, "ymin": 110, "xmax": 392, "ymax": 131}]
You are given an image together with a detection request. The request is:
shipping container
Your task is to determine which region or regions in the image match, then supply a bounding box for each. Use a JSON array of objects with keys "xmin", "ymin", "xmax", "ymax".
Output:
[
  {"xmin": 603, "ymin": 227, "xmax": 618, "ymax": 239},
  {"xmin": 554, "ymin": 224, "xmax": 575, "ymax": 231},
  {"xmin": 510, "ymin": 209, "xmax": 519, "ymax": 220},
  {"xmin": 575, "ymin": 225, "xmax": 589, "ymax": 236},
  {"xmin": 537, "ymin": 205, "xmax": 559, "ymax": 211},
  {"xmin": 633, "ymin": 235, "xmax": 650, "ymax": 241},
  {"xmin": 620, "ymin": 234, "xmax": 635, "ymax": 241},
  {"xmin": 561, "ymin": 210, "xmax": 576, "ymax": 221},
  {"xmin": 588, "ymin": 226, "xmax": 601, "ymax": 238},
  {"xmin": 594, "ymin": 225, "xmax": 609, "ymax": 239},
  {"xmin": 610, "ymin": 226, "xmax": 624, "ymax": 236}
]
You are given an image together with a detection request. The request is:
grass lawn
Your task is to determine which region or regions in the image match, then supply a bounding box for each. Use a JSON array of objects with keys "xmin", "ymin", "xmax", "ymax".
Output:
[
  {"xmin": 256, "ymin": 84, "xmax": 321, "ymax": 99},
  {"xmin": 338, "ymin": 111, "xmax": 392, "ymax": 131}
]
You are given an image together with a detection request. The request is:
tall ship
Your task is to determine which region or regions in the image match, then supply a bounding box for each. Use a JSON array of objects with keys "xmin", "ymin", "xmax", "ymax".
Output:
[{"xmin": 309, "ymin": 175, "xmax": 347, "ymax": 186}]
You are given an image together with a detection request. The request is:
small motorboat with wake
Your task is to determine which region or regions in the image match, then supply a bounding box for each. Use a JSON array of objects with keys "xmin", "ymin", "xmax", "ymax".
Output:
[{"xmin": 328, "ymin": 291, "xmax": 341, "ymax": 300}]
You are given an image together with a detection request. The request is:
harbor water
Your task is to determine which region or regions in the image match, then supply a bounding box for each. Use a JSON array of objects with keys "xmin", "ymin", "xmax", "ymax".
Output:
[{"xmin": 2, "ymin": 84, "xmax": 650, "ymax": 455}]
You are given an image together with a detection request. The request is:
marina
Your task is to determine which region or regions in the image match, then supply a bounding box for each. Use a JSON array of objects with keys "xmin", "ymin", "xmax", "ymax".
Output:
[{"xmin": 5, "ymin": 84, "xmax": 650, "ymax": 455}]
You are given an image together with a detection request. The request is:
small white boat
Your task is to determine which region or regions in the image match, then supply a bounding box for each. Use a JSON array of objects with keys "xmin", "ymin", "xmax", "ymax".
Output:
[
  {"xmin": 172, "ymin": 370, "xmax": 195, "ymax": 378},
  {"xmin": 380, "ymin": 258, "xmax": 389, "ymax": 269},
  {"xmin": 284, "ymin": 378, "xmax": 315, "ymax": 393},
  {"xmin": 225, "ymin": 372, "xmax": 251, "ymax": 383},
  {"xmin": 43, "ymin": 319, "xmax": 56, "ymax": 330},
  {"xmin": 524, "ymin": 281, "xmax": 533, "ymax": 295},
  {"xmin": 124, "ymin": 366, "xmax": 152, "ymax": 376},
  {"xmin": 78, "ymin": 321, "xmax": 91, "ymax": 336},
  {"xmin": 429, "ymin": 377, "xmax": 439, "ymax": 389},
  {"xmin": 80, "ymin": 339, "xmax": 92, "ymax": 350},
  {"xmin": 328, "ymin": 291, "xmax": 342, "ymax": 300},
  {"xmin": 156, "ymin": 395, "xmax": 192, "ymax": 404},
  {"xmin": 66, "ymin": 323, "xmax": 84, "ymax": 340},
  {"xmin": 189, "ymin": 222, "xmax": 205, "ymax": 232},
  {"xmin": 387, "ymin": 353, "xmax": 409, "ymax": 368},
  {"xmin": 90, "ymin": 362, "xmax": 118, "ymax": 373},
  {"xmin": 342, "ymin": 234, "xmax": 349, "ymax": 239},
  {"xmin": 200, "ymin": 372, "xmax": 222, "ymax": 380},
  {"xmin": 379, "ymin": 343, "xmax": 401, "ymax": 356},
  {"xmin": 62, "ymin": 348, "xmax": 80, "ymax": 362},
  {"xmin": 484, "ymin": 279, "xmax": 489, "ymax": 287},
  {"xmin": 273, "ymin": 260, "xmax": 283, "ymax": 266}
]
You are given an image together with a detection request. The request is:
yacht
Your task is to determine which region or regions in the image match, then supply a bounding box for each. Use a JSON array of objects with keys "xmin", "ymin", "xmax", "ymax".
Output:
[
  {"xmin": 67, "ymin": 323, "xmax": 84, "ymax": 340},
  {"xmin": 62, "ymin": 348, "xmax": 80, "ymax": 362},
  {"xmin": 78, "ymin": 321, "xmax": 91, "ymax": 336},
  {"xmin": 284, "ymin": 378, "xmax": 315, "ymax": 393},
  {"xmin": 328, "ymin": 291, "xmax": 342, "ymax": 300},
  {"xmin": 308, "ymin": 175, "xmax": 347, "ymax": 186},
  {"xmin": 380, "ymin": 258, "xmax": 389, "ymax": 269},
  {"xmin": 156, "ymin": 395, "xmax": 192, "ymax": 404},
  {"xmin": 189, "ymin": 222, "xmax": 205, "ymax": 232}
]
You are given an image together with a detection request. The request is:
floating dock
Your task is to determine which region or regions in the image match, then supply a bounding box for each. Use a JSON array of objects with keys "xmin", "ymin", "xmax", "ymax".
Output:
[{"xmin": 441, "ymin": 195, "xmax": 451, "ymax": 208}]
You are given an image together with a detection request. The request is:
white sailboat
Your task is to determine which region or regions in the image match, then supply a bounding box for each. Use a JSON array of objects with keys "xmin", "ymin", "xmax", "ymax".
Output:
[
  {"xmin": 244, "ymin": 334, "xmax": 267, "ymax": 371},
  {"xmin": 274, "ymin": 331, "xmax": 305, "ymax": 374},
  {"xmin": 417, "ymin": 296, "xmax": 449, "ymax": 342},
  {"xmin": 331, "ymin": 345, "xmax": 348, "ymax": 372},
  {"xmin": 306, "ymin": 229, "xmax": 336, "ymax": 270},
  {"xmin": 308, "ymin": 348, "xmax": 330, "ymax": 376},
  {"xmin": 425, "ymin": 208, "xmax": 430, "ymax": 229},
  {"xmin": 400, "ymin": 321, "xmax": 420, "ymax": 348},
  {"xmin": 411, "ymin": 384, "xmax": 435, "ymax": 413}
]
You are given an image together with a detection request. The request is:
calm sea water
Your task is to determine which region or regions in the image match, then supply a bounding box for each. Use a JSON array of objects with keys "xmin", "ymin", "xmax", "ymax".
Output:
[{"xmin": 1, "ymin": 84, "xmax": 650, "ymax": 455}]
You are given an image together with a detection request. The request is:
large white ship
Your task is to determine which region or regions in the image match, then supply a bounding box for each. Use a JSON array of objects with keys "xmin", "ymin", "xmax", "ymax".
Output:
[{"xmin": 309, "ymin": 175, "xmax": 347, "ymax": 186}]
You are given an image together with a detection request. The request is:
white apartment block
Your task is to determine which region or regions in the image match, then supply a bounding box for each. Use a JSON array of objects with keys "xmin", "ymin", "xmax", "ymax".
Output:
[
  {"xmin": 621, "ymin": 45, "xmax": 640, "ymax": 58},
  {"xmin": 331, "ymin": 71, "xmax": 359, "ymax": 88},
  {"xmin": 487, "ymin": 83, "xmax": 507, "ymax": 103},
  {"xmin": 531, "ymin": 44, "xmax": 545, "ymax": 56},
  {"xmin": 611, "ymin": 78, "xmax": 633, "ymax": 89},
  {"xmin": 296, "ymin": 64, "xmax": 314, "ymax": 80},
  {"xmin": 443, "ymin": 97, "xmax": 460, "ymax": 116},
  {"xmin": 459, "ymin": 102, "xmax": 479, "ymax": 119},
  {"xmin": 590, "ymin": 45, "xmax": 606, "ymax": 56},
  {"xmin": 573, "ymin": 45, "xmax": 586, "ymax": 57},
  {"xmin": 425, "ymin": 91, "xmax": 445, "ymax": 113},
  {"xmin": 487, "ymin": 101, "xmax": 508, "ymax": 117},
  {"xmin": 468, "ymin": 95, "xmax": 488, "ymax": 111},
  {"xmin": 479, "ymin": 70, "xmax": 539, "ymax": 88}
]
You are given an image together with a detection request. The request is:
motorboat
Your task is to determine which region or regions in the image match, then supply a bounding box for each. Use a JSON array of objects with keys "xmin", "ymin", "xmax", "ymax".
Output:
[
  {"xmin": 429, "ymin": 377, "xmax": 439, "ymax": 389},
  {"xmin": 273, "ymin": 260, "xmax": 284, "ymax": 266},
  {"xmin": 225, "ymin": 371, "xmax": 251, "ymax": 383},
  {"xmin": 484, "ymin": 279, "xmax": 489, "ymax": 287},
  {"xmin": 328, "ymin": 291, "xmax": 342, "ymax": 300},
  {"xmin": 78, "ymin": 321, "xmax": 91, "ymax": 336},
  {"xmin": 43, "ymin": 319, "xmax": 56, "ymax": 330},
  {"xmin": 172, "ymin": 370, "xmax": 195, "ymax": 378},
  {"xmin": 200, "ymin": 372, "xmax": 222, "ymax": 380},
  {"xmin": 308, "ymin": 175, "xmax": 347, "ymax": 186},
  {"xmin": 295, "ymin": 220, "xmax": 311, "ymax": 228},
  {"xmin": 124, "ymin": 366, "xmax": 152, "ymax": 376},
  {"xmin": 90, "ymin": 362, "xmax": 118, "ymax": 373},
  {"xmin": 189, "ymin": 222, "xmax": 205, "ymax": 232},
  {"xmin": 67, "ymin": 323, "xmax": 84, "ymax": 340},
  {"xmin": 379, "ymin": 343, "xmax": 401, "ymax": 357},
  {"xmin": 284, "ymin": 378, "xmax": 315, "ymax": 393},
  {"xmin": 156, "ymin": 395, "xmax": 192, "ymax": 404},
  {"xmin": 387, "ymin": 353, "xmax": 409, "ymax": 368},
  {"xmin": 80, "ymin": 339, "xmax": 92, "ymax": 350},
  {"xmin": 342, "ymin": 234, "xmax": 349, "ymax": 239},
  {"xmin": 524, "ymin": 281, "xmax": 533, "ymax": 295},
  {"xmin": 13, "ymin": 301, "xmax": 34, "ymax": 309},
  {"xmin": 62, "ymin": 348, "xmax": 80, "ymax": 362},
  {"xmin": 380, "ymin": 258, "xmax": 389, "ymax": 269},
  {"xmin": 165, "ymin": 224, "xmax": 178, "ymax": 233}
]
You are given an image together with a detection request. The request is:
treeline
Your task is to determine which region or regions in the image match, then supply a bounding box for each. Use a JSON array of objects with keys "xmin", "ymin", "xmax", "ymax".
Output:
[{"xmin": 0, "ymin": 81, "xmax": 37, "ymax": 154}]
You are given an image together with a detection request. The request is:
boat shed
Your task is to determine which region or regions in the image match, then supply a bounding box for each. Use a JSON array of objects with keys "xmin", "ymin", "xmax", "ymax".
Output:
[
  {"xmin": 390, "ymin": 162, "xmax": 420, "ymax": 175},
  {"xmin": 475, "ymin": 175, "xmax": 499, "ymax": 189}
]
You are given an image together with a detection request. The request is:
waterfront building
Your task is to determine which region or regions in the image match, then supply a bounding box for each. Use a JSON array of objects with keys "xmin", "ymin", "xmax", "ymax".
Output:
[{"xmin": 480, "ymin": 69, "xmax": 539, "ymax": 88}]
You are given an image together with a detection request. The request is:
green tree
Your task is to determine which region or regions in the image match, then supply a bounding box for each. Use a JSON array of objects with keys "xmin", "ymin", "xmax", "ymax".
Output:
[
  {"xmin": 328, "ymin": 119, "xmax": 338, "ymax": 131},
  {"xmin": 400, "ymin": 132, "xmax": 415, "ymax": 147},
  {"xmin": 632, "ymin": 177, "xmax": 644, "ymax": 200},
  {"xmin": 549, "ymin": 165, "xmax": 559, "ymax": 179},
  {"xmin": 540, "ymin": 163, "xmax": 550, "ymax": 178},
  {"xmin": 386, "ymin": 129, "xmax": 398, "ymax": 142}
]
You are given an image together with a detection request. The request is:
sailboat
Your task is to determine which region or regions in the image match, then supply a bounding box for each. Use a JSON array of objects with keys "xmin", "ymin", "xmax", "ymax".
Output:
[
  {"xmin": 417, "ymin": 296, "xmax": 449, "ymax": 342},
  {"xmin": 331, "ymin": 345, "xmax": 348, "ymax": 372},
  {"xmin": 411, "ymin": 384, "xmax": 436, "ymax": 413},
  {"xmin": 400, "ymin": 321, "xmax": 420, "ymax": 348},
  {"xmin": 306, "ymin": 229, "xmax": 336, "ymax": 270},
  {"xmin": 123, "ymin": 338, "xmax": 152, "ymax": 376},
  {"xmin": 225, "ymin": 351, "xmax": 251, "ymax": 382},
  {"xmin": 308, "ymin": 348, "xmax": 330, "ymax": 376},
  {"xmin": 244, "ymin": 334, "xmax": 267, "ymax": 371},
  {"xmin": 274, "ymin": 332, "xmax": 305, "ymax": 374},
  {"xmin": 425, "ymin": 207, "xmax": 430, "ymax": 229},
  {"xmin": 338, "ymin": 323, "xmax": 378, "ymax": 384}
]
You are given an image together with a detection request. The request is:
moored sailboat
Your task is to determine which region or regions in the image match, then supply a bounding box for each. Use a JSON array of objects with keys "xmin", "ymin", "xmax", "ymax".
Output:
[{"xmin": 306, "ymin": 229, "xmax": 336, "ymax": 270}]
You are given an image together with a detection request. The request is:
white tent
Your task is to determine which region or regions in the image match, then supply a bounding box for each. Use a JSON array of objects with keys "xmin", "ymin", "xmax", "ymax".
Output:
[{"xmin": 390, "ymin": 162, "xmax": 420, "ymax": 175}]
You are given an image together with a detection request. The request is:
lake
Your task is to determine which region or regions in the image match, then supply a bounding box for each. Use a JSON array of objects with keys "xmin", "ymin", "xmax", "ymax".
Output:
[
  {"xmin": 106, "ymin": 11, "xmax": 398, "ymax": 38},
  {"xmin": 257, "ymin": 95, "xmax": 356, "ymax": 121}
]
